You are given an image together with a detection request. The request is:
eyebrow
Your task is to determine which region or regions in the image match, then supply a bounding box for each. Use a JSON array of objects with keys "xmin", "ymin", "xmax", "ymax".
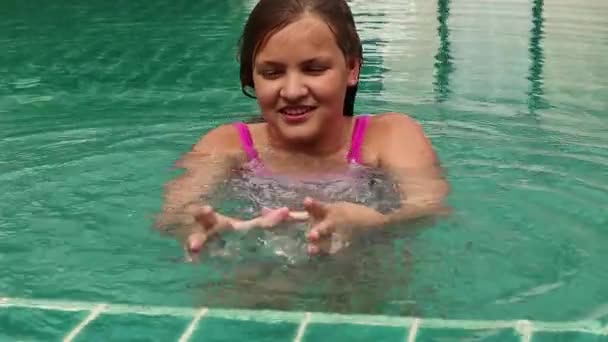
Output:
[{"xmin": 255, "ymin": 56, "xmax": 332, "ymax": 67}]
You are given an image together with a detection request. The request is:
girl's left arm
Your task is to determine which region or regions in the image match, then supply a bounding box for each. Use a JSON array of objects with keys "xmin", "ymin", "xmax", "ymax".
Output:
[{"xmin": 375, "ymin": 112, "xmax": 451, "ymax": 224}]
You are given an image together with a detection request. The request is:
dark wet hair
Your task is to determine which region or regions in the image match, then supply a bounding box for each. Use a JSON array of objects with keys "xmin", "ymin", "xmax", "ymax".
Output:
[{"xmin": 238, "ymin": 0, "xmax": 363, "ymax": 117}]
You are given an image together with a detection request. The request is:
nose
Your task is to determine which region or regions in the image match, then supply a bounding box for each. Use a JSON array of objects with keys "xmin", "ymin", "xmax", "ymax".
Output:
[{"xmin": 279, "ymin": 72, "xmax": 308, "ymax": 101}]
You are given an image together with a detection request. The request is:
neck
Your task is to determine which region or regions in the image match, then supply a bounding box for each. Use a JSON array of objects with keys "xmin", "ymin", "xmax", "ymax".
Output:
[{"xmin": 267, "ymin": 116, "xmax": 354, "ymax": 157}]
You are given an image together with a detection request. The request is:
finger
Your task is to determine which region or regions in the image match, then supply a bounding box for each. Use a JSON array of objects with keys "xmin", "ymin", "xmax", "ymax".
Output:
[
  {"xmin": 183, "ymin": 231, "xmax": 207, "ymax": 262},
  {"xmin": 252, "ymin": 207, "xmax": 290, "ymax": 229},
  {"xmin": 308, "ymin": 244, "xmax": 319, "ymax": 255},
  {"xmin": 308, "ymin": 239, "xmax": 332, "ymax": 255},
  {"xmin": 260, "ymin": 206, "xmax": 288, "ymax": 217},
  {"xmin": 288, "ymin": 211, "xmax": 309, "ymax": 221},
  {"xmin": 259, "ymin": 207, "xmax": 290, "ymax": 228},
  {"xmin": 232, "ymin": 207, "xmax": 290, "ymax": 231},
  {"xmin": 308, "ymin": 221, "xmax": 333, "ymax": 242},
  {"xmin": 303, "ymin": 197, "xmax": 328, "ymax": 221},
  {"xmin": 183, "ymin": 243, "xmax": 201, "ymax": 263},
  {"xmin": 193, "ymin": 205, "xmax": 217, "ymax": 230},
  {"xmin": 183, "ymin": 245, "xmax": 194, "ymax": 263},
  {"xmin": 187, "ymin": 232, "xmax": 207, "ymax": 254},
  {"xmin": 231, "ymin": 219, "xmax": 256, "ymax": 231}
]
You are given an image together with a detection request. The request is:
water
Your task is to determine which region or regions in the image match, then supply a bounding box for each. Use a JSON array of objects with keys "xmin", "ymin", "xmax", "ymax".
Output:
[{"xmin": 1, "ymin": 0, "xmax": 607, "ymax": 337}]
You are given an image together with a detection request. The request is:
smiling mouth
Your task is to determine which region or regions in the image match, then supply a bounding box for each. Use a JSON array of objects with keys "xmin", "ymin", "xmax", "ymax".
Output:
[{"xmin": 279, "ymin": 105, "xmax": 316, "ymax": 117}]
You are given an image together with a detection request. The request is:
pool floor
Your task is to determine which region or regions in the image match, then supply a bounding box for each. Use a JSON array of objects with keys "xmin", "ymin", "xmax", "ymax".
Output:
[{"xmin": 1, "ymin": 297, "xmax": 605, "ymax": 341}]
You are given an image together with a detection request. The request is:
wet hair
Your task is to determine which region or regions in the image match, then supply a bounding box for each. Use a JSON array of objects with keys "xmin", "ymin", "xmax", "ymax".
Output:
[{"xmin": 238, "ymin": 0, "xmax": 363, "ymax": 117}]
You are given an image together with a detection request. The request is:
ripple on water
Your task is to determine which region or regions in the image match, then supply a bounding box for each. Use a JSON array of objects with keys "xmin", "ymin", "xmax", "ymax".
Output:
[
  {"xmin": 10, "ymin": 78, "xmax": 41, "ymax": 89},
  {"xmin": 1, "ymin": 0, "xmax": 607, "ymax": 320}
]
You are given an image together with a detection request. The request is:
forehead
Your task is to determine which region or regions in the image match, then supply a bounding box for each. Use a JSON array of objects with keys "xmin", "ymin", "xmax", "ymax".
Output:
[{"xmin": 255, "ymin": 14, "xmax": 343, "ymax": 62}]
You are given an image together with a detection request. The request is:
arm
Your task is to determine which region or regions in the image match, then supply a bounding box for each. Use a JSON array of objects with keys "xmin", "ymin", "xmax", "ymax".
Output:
[
  {"xmin": 156, "ymin": 124, "xmax": 297, "ymax": 255},
  {"xmin": 304, "ymin": 113, "xmax": 450, "ymax": 255},
  {"xmin": 378, "ymin": 113, "xmax": 450, "ymax": 225},
  {"xmin": 155, "ymin": 124, "xmax": 242, "ymax": 236}
]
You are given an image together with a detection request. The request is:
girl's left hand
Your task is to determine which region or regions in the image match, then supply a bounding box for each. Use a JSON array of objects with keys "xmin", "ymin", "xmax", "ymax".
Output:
[{"xmin": 303, "ymin": 197, "xmax": 387, "ymax": 255}]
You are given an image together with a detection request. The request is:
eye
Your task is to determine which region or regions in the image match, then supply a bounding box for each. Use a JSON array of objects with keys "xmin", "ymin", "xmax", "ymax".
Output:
[
  {"xmin": 257, "ymin": 67, "xmax": 283, "ymax": 79},
  {"xmin": 304, "ymin": 64, "xmax": 328, "ymax": 74}
]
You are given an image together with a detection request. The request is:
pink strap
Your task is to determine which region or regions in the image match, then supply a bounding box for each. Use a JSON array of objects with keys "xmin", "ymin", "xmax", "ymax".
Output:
[
  {"xmin": 346, "ymin": 115, "xmax": 370, "ymax": 164},
  {"xmin": 234, "ymin": 117, "xmax": 369, "ymax": 164},
  {"xmin": 233, "ymin": 122, "xmax": 259, "ymax": 161}
]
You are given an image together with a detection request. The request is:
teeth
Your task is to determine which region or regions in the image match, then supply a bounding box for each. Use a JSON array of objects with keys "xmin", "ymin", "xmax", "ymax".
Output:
[{"xmin": 282, "ymin": 107, "xmax": 311, "ymax": 115}]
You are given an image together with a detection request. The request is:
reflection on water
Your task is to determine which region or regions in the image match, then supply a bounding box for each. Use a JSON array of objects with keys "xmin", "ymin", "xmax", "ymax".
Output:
[
  {"xmin": 434, "ymin": 0, "xmax": 454, "ymax": 103},
  {"xmin": 527, "ymin": 0, "xmax": 548, "ymax": 113},
  {"xmin": 0, "ymin": 0, "xmax": 607, "ymax": 324}
]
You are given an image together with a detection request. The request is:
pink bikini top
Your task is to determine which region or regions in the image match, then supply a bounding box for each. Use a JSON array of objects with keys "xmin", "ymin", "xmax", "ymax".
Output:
[{"xmin": 232, "ymin": 115, "xmax": 371, "ymax": 165}]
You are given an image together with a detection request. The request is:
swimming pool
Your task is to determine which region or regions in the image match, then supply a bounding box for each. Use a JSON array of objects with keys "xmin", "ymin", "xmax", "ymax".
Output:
[{"xmin": 1, "ymin": 0, "xmax": 607, "ymax": 340}]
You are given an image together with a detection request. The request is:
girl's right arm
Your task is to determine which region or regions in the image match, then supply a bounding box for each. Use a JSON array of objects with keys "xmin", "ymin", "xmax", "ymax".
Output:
[
  {"xmin": 155, "ymin": 124, "xmax": 243, "ymax": 239},
  {"xmin": 156, "ymin": 124, "xmax": 300, "ymax": 261}
]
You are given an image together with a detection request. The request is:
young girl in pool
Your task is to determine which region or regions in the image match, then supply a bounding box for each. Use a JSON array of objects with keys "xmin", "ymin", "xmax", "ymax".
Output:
[{"xmin": 157, "ymin": 0, "xmax": 449, "ymax": 262}]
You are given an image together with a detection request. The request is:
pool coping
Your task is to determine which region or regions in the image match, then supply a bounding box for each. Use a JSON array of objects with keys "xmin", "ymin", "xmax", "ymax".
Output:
[{"xmin": 1, "ymin": 296, "xmax": 606, "ymax": 341}]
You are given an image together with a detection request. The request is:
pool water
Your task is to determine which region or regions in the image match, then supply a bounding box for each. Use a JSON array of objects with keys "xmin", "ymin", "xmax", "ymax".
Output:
[{"xmin": 1, "ymin": 0, "xmax": 607, "ymax": 340}]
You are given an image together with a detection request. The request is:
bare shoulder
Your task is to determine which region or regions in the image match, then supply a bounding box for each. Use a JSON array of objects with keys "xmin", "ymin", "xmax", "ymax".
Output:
[
  {"xmin": 172, "ymin": 123, "xmax": 249, "ymax": 170},
  {"xmin": 371, "ymin": 112, "xmax": 426, "ymax": 135},
  {"xmin": 368, "ymin": 112, "xmax": 438, "ymax": 167},
  {"xmin": 368, "ymin": 112, "xmax": 431, "ymax": 146},
  {"xmin": 191, "ymin": 123, "xmax": 243, "ymax": 155}
]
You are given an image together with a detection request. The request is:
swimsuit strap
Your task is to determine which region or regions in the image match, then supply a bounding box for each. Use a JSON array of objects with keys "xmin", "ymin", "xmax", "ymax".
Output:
[
  {"xmin": 234, "ymin": 115, "xmax": 370, "ymax": 164},
  {"xmin": 233, "ymin": 122, "xmax": 260, "ymax": 162},
  {"xmin": 346, "ymin": 115, "xmax": 371, "ymax": 164}
]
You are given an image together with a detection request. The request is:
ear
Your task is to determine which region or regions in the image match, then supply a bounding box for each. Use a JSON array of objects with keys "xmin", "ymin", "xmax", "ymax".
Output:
[{"xmin": 347, "ymin": 58, "xmax": 361, "ymax": 87}]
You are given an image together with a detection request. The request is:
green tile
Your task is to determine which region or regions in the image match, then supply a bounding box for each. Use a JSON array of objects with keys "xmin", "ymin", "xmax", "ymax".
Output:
[
  {"xmin": 532, "ymin": 332, "xmax": 605, "ymax": 342},
  {"xmin": 303, "ymin": 323, "xmax": 406, "ymax": 342},
  {"xmin": 0, "ymin": 307, "xmax": 86, "ymax": 341},
  {"xmin": 74, "ymin": 313, "xmax": 189, "ymax": 342},
  {"xmin": 416, "ymin": 327, "xmax": 519, "ymax": 341},
  {"xmin": 194, "ymin": 317, "xmax": 298, "ymax": 342}
]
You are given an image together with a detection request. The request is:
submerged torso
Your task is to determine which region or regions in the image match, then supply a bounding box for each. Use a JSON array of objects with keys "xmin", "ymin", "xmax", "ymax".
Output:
[
  {"xmin": 203, "ymin": 115, "xmax": 401, "ymax": 264},
  {"xmin": 207, "ymin": 161, "xmax": 401, "ymax": 264}
]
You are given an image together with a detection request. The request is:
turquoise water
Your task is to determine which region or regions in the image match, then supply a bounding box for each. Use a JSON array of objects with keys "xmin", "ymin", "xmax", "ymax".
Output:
[{"xmin": 1, "ymin": 0, "xmax": 608, "ymax": 339}]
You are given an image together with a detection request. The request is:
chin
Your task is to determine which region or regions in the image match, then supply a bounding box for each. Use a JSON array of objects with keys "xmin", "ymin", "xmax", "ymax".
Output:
[{"xmin": 276, "ymin": 119, "xmax": 321, "ymax": 143}]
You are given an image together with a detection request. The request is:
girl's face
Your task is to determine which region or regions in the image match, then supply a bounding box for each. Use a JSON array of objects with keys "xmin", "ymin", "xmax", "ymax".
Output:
[{"xmin": 252, "ymin": 13, "xmax": 360, "ymax": 143}]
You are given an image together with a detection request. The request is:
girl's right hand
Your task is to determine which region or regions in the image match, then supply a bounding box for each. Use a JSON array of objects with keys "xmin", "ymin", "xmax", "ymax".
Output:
[
  {"xmin": 183, "ymin": 205, "xmax": 295, "ymax": 262},
  {"xmin": 183, "ymin": 205, "xmax": 232, "ymax": 262}
]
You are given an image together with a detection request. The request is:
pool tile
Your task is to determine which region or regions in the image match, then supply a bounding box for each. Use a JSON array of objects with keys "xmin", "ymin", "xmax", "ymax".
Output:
[
  {"xmin": 415, "ymin": 327, "xmax": 519, "ymax": 341},
  {"xmin": 0, "ymin": 307, "xmax": 86, "ymax": 341},
  {"xmin": 73, "ymin": 313, "xmax": 189, "ymax": 342},
  {"xmin": 193, "ymin": 317, "xmax": 298, "ymax": 342},
  {"xmin": 532, "ymin": 331, "xmax": 605, "ymax": 342},
  {"xmin": 303, "ymin": 323, "xmax": 407, "ymax": 342}
]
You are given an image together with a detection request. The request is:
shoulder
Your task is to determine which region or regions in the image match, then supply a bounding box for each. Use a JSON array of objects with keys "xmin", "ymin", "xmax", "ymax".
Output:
[
  {"xmin": 367, "ymin": 112, "xmax": 438, "ymax": 167},
  {"xmin": 369, "ymin": 112, "xmax": 426, "ymax": 135},
  {"xmin": 191, "ymin": 123, "xmax": 244, "ymax": 155},
  {"xmin": 366, "ymin": 112, "xmax": 430, "ymax": 147}
]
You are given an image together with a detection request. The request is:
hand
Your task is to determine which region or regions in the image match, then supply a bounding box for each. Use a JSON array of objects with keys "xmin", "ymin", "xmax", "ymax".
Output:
[
  {"xmin": 183, "ymin": 205, "xmax": 292, "ymax": 262},
  {"xmin": 231, "ymin": 207, "xmax": 295, "ymax": 231},
  {"xmin": 261, "ymin": 208, "xmax": 310, "ymax": 222},
  {"xmin": 303, "ymin": 197, "xmax": 387, "ymax": 255},
  {"xmin": 182, "ymin": 205, "xmax": 234, "ymax": 262}
]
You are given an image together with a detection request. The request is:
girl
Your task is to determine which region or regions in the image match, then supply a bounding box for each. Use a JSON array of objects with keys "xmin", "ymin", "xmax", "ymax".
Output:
[{"xmin": 157, "ymin": 0, "xmax": 449, "ymax": 262}]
